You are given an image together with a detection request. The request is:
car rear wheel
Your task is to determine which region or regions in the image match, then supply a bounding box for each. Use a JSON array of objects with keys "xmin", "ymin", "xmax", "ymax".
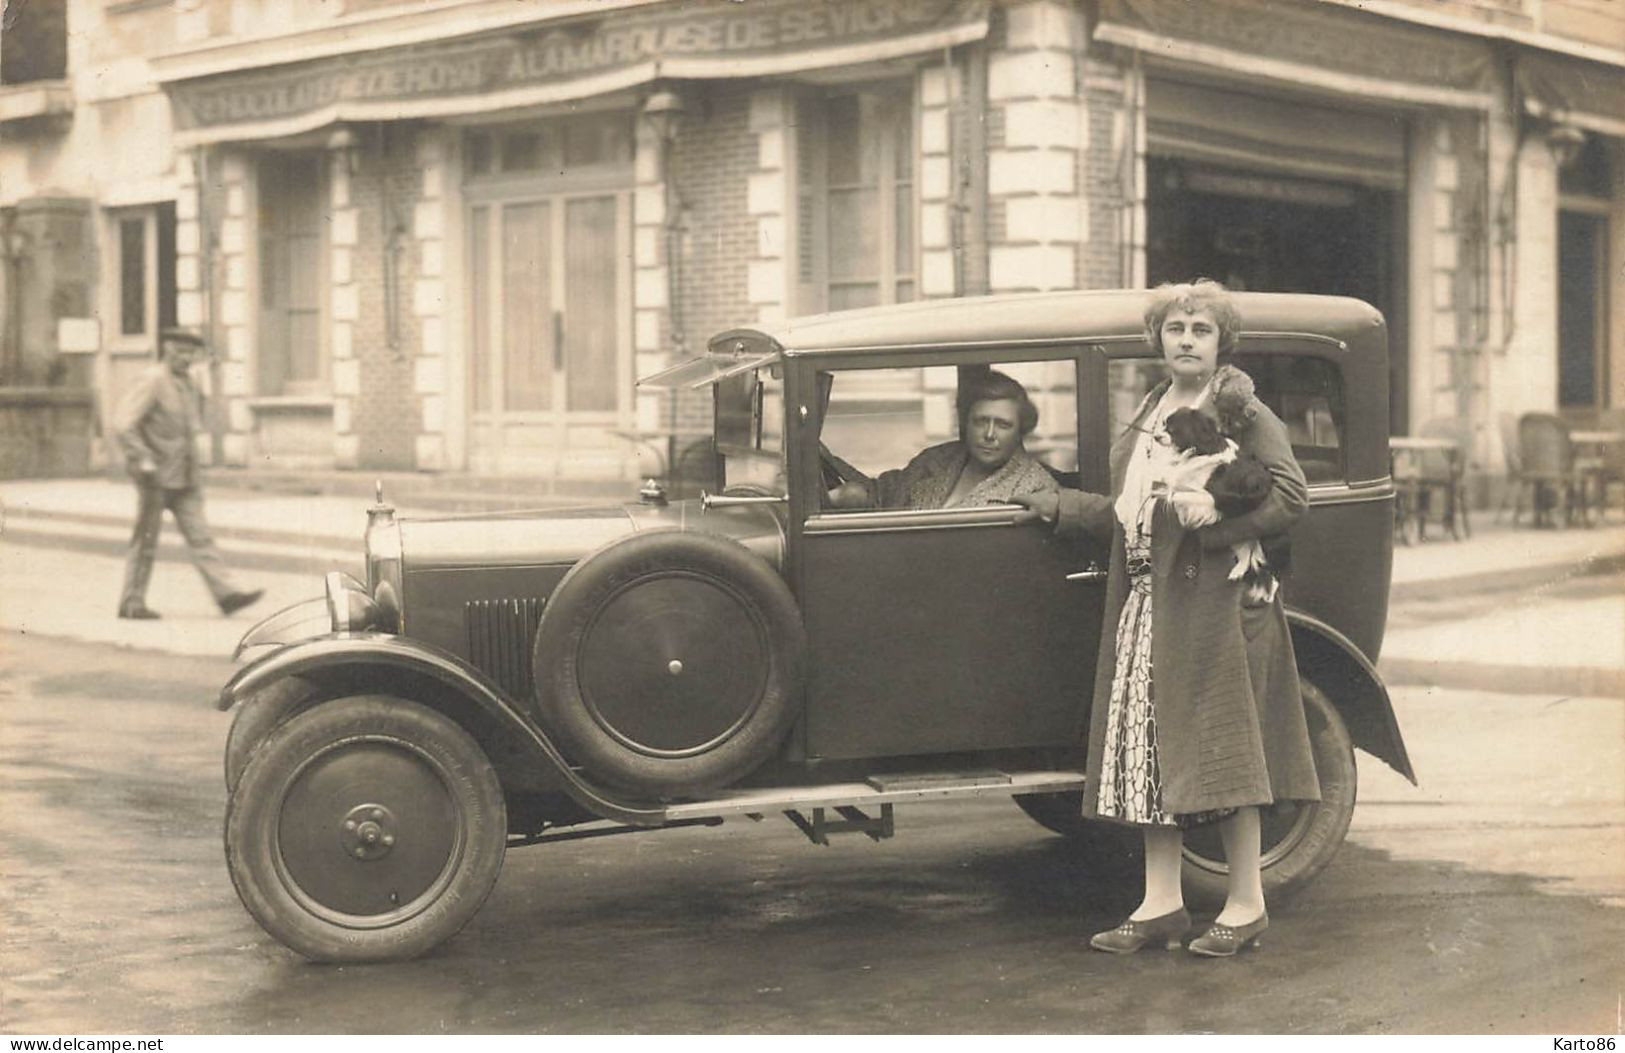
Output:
[
  {"xmin": 1014, "ymin": 681, "xmax": 1356, "ymax": 903},
  {"xmin": 532, "ymin": 531, "xmax": 805, "ymax": 797},
  {"xmin": 224, "ymin": 695, "xmax": 506, "ymax": 962},
  {"xmin": 1179, "ymin": 680, "xmax": 1356, "ymax": 907}
]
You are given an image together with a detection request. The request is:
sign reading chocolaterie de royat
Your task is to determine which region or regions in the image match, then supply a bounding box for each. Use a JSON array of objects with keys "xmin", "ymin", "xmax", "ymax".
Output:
[{"xmin": 168, "ymin": 0, "xmax": 989, "ymax": 133}]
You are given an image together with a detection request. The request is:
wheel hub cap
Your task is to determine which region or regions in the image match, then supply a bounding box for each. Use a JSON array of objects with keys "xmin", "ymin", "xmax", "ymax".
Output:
[{"xmin": 340, "ymin": 803, "xmax": 398, "ymax": 861}]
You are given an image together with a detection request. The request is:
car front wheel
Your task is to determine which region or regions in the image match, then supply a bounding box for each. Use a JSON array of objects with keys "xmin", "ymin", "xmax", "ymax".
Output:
[{"xmin": 224, "ymin": 695, "xmax": 507, "ymax": 962}]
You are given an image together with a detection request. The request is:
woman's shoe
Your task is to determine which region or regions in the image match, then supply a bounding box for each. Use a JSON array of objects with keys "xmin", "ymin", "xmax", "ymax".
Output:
[
  {"xmin": 1187, "ymin": 913, "xmax": 1269, "ymax": 957},
  {"xmin": 1089, "ymin": 907, "xmax": 1192, "ymax": 954}
]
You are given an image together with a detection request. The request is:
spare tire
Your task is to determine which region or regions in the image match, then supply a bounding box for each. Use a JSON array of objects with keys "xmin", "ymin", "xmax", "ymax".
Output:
[{"xmin": 532, "ymin": 530, "xmax": 805, "ymax": 797}]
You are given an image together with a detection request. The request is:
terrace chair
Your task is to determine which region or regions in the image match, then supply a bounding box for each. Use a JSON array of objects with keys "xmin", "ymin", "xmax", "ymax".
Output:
[
  {"xmin": 1495, "ymin": 414, "xmax": 1525, "ymax": 523},
  {"xmin": 1514, "ymin": 413, "xmax": 1589, "ymax": 527},
  {"xmin": 1413, "ymin": 417, "xmax": 1471, "ymax": 540}
]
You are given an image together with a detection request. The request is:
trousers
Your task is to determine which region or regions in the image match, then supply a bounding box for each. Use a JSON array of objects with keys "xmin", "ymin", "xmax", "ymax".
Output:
[{"xmin": 120, "ymin": 483, "xmax": 241, "ymax": 609}]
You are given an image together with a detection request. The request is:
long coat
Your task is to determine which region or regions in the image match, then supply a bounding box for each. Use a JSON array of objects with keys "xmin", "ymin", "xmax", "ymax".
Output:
[
  {"xmin": 1056, "ymin": 379, "xmax": 1320, "ymax": 818},
  {"xmin": 113, "ymin": 363, "xmax": 202, "ymax": 491}
]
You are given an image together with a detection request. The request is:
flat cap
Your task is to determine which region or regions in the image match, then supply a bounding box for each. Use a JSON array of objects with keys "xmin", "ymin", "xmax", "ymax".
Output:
[{"xmin": 158, "ymin": 326, "xmax": 208, "ymax": 349}]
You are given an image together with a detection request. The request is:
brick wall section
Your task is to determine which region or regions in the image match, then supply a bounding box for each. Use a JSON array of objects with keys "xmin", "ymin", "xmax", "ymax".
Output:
[
  {"xmin": 345, "ymin": 130, "xmax": 423, "ymax": 471},
  {"xmin": 666, "ymin": 88, "xmax": 757, "ymax": 437}
]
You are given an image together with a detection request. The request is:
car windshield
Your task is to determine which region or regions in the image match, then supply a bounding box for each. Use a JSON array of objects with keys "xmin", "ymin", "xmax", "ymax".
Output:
[{"xmin": 715, "ymin": 369, "xmax": 786, "ymax": 493}]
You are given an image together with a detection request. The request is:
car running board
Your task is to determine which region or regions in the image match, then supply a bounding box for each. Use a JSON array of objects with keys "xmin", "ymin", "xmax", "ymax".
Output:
[
  {"xmin": 506, "ymin": 770, "xmax": 1087, "ymax": 850},
  {"xmin": 664, "ymin": 769, "xmax": 1086, "ymax": 844}
]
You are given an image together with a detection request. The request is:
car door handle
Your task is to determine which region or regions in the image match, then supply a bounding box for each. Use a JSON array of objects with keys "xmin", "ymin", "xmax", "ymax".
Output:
[{"xmin": 1066, "ymin": 563, "xmax": 1107, "ymax": 583}]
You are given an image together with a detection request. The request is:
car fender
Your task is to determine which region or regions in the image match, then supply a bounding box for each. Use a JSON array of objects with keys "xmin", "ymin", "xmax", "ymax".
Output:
[
  {"xmin": 218, "ymin": 633, "xmax": 669, "ymax": 827},
  {"xmin": 1286, "ymin": 608, "xmax": 1417, "ymax": 784},
  {"xmin": 231, "ymin": 597, "xmax": 331, "ymax": 660}
]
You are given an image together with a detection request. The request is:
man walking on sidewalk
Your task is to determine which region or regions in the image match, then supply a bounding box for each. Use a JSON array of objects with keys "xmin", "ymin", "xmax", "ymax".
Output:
[{"xmin": 113, "ymin": 327, "xmax": 262, "ymax": 620}]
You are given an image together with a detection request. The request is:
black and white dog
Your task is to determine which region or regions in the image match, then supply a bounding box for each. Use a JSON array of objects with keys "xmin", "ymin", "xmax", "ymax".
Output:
[{"xmin": 1162, "ymin": 407, "xmax": 1290, "ymax": 604}]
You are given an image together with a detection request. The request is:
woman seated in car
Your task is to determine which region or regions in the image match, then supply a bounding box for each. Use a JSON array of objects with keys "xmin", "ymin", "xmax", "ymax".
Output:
[{"xmin": 826, "ymin": 369, "xmax": 1060, "ymax": 510}]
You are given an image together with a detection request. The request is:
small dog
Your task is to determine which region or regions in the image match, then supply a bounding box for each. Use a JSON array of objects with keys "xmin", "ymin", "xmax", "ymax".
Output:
[{"xmin": 1162, "ymin": 407, "xmax": 1290, "ymax": 604}]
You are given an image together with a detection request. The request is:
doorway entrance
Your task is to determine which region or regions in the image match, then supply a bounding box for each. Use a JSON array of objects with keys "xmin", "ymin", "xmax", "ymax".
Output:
[
  {"xmin": 467, "ymin": 191, "xmax": 632, "ymax": 478},
  {"xmin": 1147, "ymin": 158, "xmax": 1405, "ymax": 429}
]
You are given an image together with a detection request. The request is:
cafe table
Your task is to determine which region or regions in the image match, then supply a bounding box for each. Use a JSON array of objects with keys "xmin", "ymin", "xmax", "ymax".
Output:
[
  {"xmin": 1569, "ymin": 430, "xmax": 1624, "ymax": 521},
  {"xmin": 1389, "ymin": 436, "xmax": 1467, "ymax": 542}
]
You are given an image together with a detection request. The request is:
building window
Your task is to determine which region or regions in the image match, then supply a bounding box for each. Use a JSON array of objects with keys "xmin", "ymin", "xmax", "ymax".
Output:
[
  {"xmin": 465, "ymin": 114, "xmax": 634, "ymax": 182},
  {"xmin": 258, "ymin": 152, "xmax": 328, "ymax": 396},
  {"xmin": 109, "ymin": 204, "xmax": 177, "ymax": 350},
  {"xmin": 1, "ymin": 0, "xmax": 67, "ymax": 85},
  {"xmin": 796, "ymin": 84, "xmax": 917, "ymax": 314}
]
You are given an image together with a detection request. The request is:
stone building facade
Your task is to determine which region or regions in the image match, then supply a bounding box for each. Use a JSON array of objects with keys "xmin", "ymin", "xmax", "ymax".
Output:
[{"xmin": 1, "ymin": 0, "xmax": 1620, "ymax": 494}]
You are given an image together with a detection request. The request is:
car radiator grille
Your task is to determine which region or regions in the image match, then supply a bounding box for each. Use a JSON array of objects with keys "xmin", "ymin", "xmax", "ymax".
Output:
[{"xmin": 464, "ymin": 597, "xmax": 543, "ymax": 701}]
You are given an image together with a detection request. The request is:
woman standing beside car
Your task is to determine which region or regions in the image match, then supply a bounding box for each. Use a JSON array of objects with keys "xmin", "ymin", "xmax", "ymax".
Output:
[{"xmin": 1017, "ymin": 279, "xmax": 1320, "ymax": 957}]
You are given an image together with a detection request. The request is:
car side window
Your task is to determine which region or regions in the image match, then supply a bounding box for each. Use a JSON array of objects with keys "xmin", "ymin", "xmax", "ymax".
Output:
[
  {"xmin": 1106, "ymin": 353, "xmax": 1345, "ymax": 485},
  {"xmin": 1233, "ymin": 353, "xmax": 1345, "ymax": 484},
  {"xmin": 815, "ymin": 358, "xmax": 1080, "ymax": 512}
]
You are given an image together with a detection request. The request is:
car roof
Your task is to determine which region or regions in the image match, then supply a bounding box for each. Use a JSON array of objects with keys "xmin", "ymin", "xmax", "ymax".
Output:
[{"xmin": 710, "ymin": 289, "xmax": 1384, "ymax": 357}]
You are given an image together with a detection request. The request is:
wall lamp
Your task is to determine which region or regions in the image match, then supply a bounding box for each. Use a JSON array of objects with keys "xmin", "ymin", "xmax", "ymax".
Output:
[
  {"xmin": 641, "ymin": 88, "xmax": 688, "ymax": 146},
  {"xmin": 327, "ymin": 125, "xmax": 360, "ymax": 177},
  {"xmin": 1546, "ymin": 123, "xmax": 1586, "ymax": 169}
]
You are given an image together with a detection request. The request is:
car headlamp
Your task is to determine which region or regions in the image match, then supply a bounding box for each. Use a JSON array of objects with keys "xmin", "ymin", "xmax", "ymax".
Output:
[
  {"xmin": 365, "ymin": 509, "xmax": 403, "ymax": 633},
  {"xmin": 325, "ymin": 571, "xmax": 381, "ymax": 633}
]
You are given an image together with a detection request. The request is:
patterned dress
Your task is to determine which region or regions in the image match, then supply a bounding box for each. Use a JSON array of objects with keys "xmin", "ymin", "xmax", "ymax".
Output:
[{"xmin": 1094, "ymin": 392, "xmax": 1232, "ymax": 828}]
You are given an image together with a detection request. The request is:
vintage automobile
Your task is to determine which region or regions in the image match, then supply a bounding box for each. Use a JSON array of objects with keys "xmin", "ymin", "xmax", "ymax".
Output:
[{"xmin": 219, "ymin": 289, "xmax": 1415, "ymax": 962}]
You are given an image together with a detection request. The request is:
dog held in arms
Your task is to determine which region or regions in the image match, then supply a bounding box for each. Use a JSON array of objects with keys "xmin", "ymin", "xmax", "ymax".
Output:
[{"xmin": 1161, "ymin": 406, "xmax": 1292, "ymax": 604}]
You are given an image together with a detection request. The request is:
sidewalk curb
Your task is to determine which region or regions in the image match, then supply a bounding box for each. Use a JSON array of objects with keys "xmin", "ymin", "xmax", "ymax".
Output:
[
  {"xmin": 3, "ymin": 522, "xmax": 358, "ymax": 579},
  {"xmin": 1378, "ymin": 658, "xmax": 1624, "ymax": 699},
  {"xmin": 1386, "ymin": 549, "xmax": 1625, "ymax": 604},
  {"xmin": 4, "ymin": 505, "xmax": 356, "ymax": 548}
]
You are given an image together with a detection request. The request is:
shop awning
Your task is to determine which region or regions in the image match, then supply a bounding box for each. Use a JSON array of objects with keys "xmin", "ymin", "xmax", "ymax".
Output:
[
  {"xmin": 1517, "ymin": 51, "xmax": 1625, "ymax": 139},
  {"xmin": 1094, "ymin": 0, "xmax": 1497, "ymax": 111},
  {"xmin": 1146, "ymin": 78, "xmax": 1407, "ymax": 189},
  {"xmin": 164, "ymin": 0, "xmax": 989, "ymax": 147}
]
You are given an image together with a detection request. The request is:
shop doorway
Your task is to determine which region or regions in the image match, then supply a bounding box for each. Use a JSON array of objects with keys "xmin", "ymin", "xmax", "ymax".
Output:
[
  {"xmin": 1147, "ymin": 159, "xmax": 1406, "ymax": 429},
  {"xmin": 1558, "ymin": 210, "xmax": 1607, "ymax": 411},
  {"xmin": 467, "ymin": 191, "xmax": 632, "ymax": 477}
]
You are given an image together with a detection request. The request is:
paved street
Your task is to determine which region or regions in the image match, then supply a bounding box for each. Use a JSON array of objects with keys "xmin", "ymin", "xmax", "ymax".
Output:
[
  {"xmin": 1, "ymin": 482, "xmax": 1622, "ymax": 1034},
  {"xmin": 1, "ymin": 613, "xmax": 1621, "ymax": 1032}
]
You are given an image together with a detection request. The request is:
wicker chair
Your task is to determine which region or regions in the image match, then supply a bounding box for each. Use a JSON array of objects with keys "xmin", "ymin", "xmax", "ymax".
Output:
[
  {"xmin": 1413, "ymin": 418, "xmax": 1471, "ymax": 540},
  {"xmin": 1495, "ymin": 414, "xmax": 1524, "ymax": 523},
  {"xmin": 1514, "ymin": 413, "xmax": 1589, "ymax": 527}
]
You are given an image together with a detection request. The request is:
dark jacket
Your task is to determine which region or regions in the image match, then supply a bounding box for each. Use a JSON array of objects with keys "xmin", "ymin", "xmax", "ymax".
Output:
[
  {"xmin": 1056, "ymin": 376, "xmax": 1320, "ymax": 817},
  {"xmin": 113, "ymin": 363, "xmax": 202, "ymax": 490}
]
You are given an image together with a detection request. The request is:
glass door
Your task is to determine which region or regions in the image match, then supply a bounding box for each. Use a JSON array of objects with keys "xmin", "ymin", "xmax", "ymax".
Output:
[{"xmin": 468, "ymin": 191, "xmax": 631, "ymax": 477}]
